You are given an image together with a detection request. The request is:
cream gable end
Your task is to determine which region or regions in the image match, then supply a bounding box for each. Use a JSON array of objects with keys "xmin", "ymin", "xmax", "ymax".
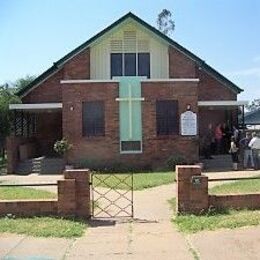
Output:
[{"xmin": 90, "ymin": 20, "xmax": 169, "ymax": 80}]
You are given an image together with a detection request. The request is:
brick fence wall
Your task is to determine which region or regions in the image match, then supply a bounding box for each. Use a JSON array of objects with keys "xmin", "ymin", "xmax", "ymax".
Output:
[
  {"xmin": 0, "ymin": 169, "xmax": 91, "ymax": 218},
  {"xmin": 176, "ymin": 165, "xmax": 260, "ymax": 214}
]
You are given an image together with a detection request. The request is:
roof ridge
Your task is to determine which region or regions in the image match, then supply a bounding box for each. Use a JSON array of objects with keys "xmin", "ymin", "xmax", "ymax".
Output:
[{"xmin": 17, "ymin": 12, "xmax": 243, "ymax": 97}]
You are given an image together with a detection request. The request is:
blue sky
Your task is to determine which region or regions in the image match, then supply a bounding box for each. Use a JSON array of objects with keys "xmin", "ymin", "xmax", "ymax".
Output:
[{"xmin": 0, "ymin": 0, "xmax": 259, "ymax": 101}]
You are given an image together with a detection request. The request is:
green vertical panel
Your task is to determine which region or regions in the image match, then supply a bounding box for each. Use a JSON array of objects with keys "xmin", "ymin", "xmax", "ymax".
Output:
[
  {"xmin": 118, "ymin": 76, "xmax": 142, "ymax": 142},
  {"xmin": 120, "ymin": 101, "xmax": 130, "ymax": 140}
]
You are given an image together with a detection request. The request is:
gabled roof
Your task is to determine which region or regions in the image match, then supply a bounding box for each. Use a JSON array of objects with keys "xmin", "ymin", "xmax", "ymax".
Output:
[{"xmin": 17, "ymin": 12, "xmax": 243, "ymax": 97}]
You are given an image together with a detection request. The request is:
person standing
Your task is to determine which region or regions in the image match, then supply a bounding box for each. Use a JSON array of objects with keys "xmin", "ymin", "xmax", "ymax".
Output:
[
  {"xmin": 239, "ymin": 132, "xmax": 254, "ymax": 169},
  {"xmin": 248, "ymin": 132, "xmax": 260, "ymax": 170},
  {"xmin": 215, "ymin": 124, "xmax": 223, "ymax": 154},
  {"xmin": 230, "ymin": 136, "xmax": 239, "ymax": 171},
  {"xmin": 222, "ymin": 123, "xmax": 231, "ymax": 153},
  {"xmin": 203, "ymin": 123, "xmax": 214, "ymax": 159},
  {"xmin": 232, "ymin": 126, "xmax": 239, "ymax": 142}
]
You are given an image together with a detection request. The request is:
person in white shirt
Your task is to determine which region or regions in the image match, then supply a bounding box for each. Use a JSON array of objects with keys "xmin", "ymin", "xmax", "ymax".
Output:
[{"xmin": 248, "ymin": 132, "xmax": 260, "ymax": 170}]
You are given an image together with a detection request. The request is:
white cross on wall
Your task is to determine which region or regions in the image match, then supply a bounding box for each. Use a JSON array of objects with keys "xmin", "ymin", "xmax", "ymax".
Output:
[{"xmin": 116, "ymin": 83, "xmax": 144, "ymax": 139}]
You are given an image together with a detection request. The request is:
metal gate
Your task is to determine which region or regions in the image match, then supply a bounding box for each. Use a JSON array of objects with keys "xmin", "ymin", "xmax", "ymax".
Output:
[{"xmin": 90, "ymin": 172, "xmax": 134, "ymax": 218}]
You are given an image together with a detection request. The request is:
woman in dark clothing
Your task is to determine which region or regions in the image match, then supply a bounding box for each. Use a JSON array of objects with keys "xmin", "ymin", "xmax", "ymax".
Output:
[{"xmin": 230, "ymin": 136, "xmax": 239, "ymax": 170}]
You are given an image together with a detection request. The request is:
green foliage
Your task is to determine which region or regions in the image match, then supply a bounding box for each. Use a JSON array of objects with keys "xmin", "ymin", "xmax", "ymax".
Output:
[
  {"xmin": 93, "ymin": 172, "xmax": 175, "ymax": 191},
  {"xmin": 157, "ymin": 9, "xmax": 175, "ymax": 36},
  {"xmin": 169, "ymin": 198, "xmax": 260, "ymax": 233},
  {"xmin": 0, "ymin": 187, "xmax": 56, "ymax": 200},
  {"xmin": 53, "ymin": 138, "xmax": 72, "ymax": 156},
  {"xmin": 246, "ymin": 98, "xmax": 260, "ymax": 112},
  {"xmin": 12, "ymin": 75, "xmax": 36, "ymax": 92},
  {"xmin": 0, "ymin": 216, "xmax": 86, "ymax": 237},
  {"xmin": 173, "ymin": 209, "xmax": 260, "ymax": 233},
  {"xmin": 210, "ymin": 179, "xmax": 260, "ymax": 195},
  {"xmin": 0, "ymin": 85, "xmax": 21, "ymax": 148},
  {"xmin": 166, "ymin": 154, "xmax": 187, "ymax": 170},
  {"xmin": 76, "ymin": 159, "xmax": 152, "ymax": 173}
]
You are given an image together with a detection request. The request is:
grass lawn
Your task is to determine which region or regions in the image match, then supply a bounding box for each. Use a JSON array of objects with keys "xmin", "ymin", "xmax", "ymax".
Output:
[
  {"xmin": 0, "ymin": 187, "xmax": 57, "ymax": 200},
  {"xmin": 170, "ymin": 177, "xmax": 260, "ymax": 233},
  {"xmin": 93, "ymin": 172, "xmax": 175, "ymax": 190},
  {"xmin": 210, "ymin": 179, "xmax": 260, "ymax": 195},
  {"xmin": 0, "ymin": 216, "xmax": 86, "ymax": 237},
  {"xmin": 0, "ymin": 187, "xmax": 86, "ymax": 237}
]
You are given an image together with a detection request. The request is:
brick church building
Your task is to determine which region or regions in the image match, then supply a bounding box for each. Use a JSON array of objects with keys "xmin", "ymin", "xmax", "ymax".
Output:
[{"xmin": 7, "ymin": 12, "xmax": 247, "ymax": 173}]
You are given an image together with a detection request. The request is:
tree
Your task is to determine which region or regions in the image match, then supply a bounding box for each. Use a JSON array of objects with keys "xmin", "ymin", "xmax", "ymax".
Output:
[
  {"xmin": 13, "ymin": 75, "xmax": 36, "ymax": 91},
  {"xmin": 157, "ymin": 9, "xmax": 175, "ymax": 36},
  {"xmin": 0, "ymin": 74, "xmax": 36, "ymax": 158},
  {"xmin": 246, "ymin": 99, "xmax": 260, "ymax": 112},
  {"xmin": 0, "ymin": 85, "xmax": 21, "ymax": 158}
]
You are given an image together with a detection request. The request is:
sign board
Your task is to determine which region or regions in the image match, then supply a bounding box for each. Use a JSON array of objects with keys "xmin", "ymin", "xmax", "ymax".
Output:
[
  {"xmin": 181, "ymin": 111, "xmax": 197, "ymax": 136},
  {"xmin": 191, "ymin": 176, "xmax": 202, "ymax": 186}
]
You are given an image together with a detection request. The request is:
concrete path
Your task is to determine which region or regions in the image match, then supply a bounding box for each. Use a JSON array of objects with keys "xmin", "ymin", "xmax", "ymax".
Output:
[
  {"xmin": 189, "ymin": 226, "xmax": 260, "ymax": 260},
  {"xmin": 65, "ymin": 183, "xmax": 192, "ymax": 260}
]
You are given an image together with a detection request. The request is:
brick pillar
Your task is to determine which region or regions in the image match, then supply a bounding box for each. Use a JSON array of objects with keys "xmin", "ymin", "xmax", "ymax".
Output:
[
  {"xmin": 64, "ymin": 169, "xmax": 91, "ymax": 218},
  {"xmin": 6, "ymin": 136, "xmax": 20, "ymax": 174},
  {"xmin": 176, "ymin": 165, "xmax": 209, "ymax": 214},
  {"xmin": 57, "ymin": 179, "xmax": 76, "ymax": 216}
]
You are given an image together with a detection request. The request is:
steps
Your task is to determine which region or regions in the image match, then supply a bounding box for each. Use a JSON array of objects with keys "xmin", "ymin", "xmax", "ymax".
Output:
[
  {"xmin": 15, "ymin": 157, "xmax": 65, "ymax": 175},
  {"xmin": 201, "ymin": 154, "xmax": 233, "ymax": 172}
]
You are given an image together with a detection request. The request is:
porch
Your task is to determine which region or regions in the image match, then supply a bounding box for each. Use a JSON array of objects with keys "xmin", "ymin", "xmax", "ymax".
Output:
[
  {"xmin": 7, "ymin": 103, "xmax": 63, "ymax": 174},
  {"xmin": 198, "ymin": 100, "xmax": 248, "ymax": 147}
]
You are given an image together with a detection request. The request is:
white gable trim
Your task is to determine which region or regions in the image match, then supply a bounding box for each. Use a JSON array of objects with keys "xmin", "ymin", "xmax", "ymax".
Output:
[
  {"xmin": 198, "ymin": 101, "xmax": 248, "ymax": 107},
  {"xmin": 60, "ymin": 78, "xmax": 199, "ymax": 84},
  {"xmin": 9, "ymin": 103, "xmax": 63, "ymax": 110}
]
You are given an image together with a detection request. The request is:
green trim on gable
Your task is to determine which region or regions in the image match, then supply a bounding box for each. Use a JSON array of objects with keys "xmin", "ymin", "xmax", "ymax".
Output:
[{"xmin": 17, "ymin": 12, "xmax": 243, "ymax": 97}]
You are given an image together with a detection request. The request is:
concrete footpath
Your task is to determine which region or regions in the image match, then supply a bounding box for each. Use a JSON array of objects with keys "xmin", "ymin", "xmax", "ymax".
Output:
[{"xmin": 0, "ymin": 171, "xmax": 260, "ymax": 259}]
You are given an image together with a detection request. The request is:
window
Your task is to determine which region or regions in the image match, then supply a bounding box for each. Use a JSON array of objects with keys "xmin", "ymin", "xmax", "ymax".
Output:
[
  {"xmin": 111, "ymin": 53, "xmax": 150, "ymax": 78},
  {"xmin": 111, "ymin": 53, "xmax": 122, "ymax": 77},
  {"xmin": 121, "ymin": 141, "xmax": 142, "ymax": 153},
  {"xmin": 138, "ymin": 53, "xmax": 150, "ymax": 78},
  {"xmin": 82, "ymin": 101, "xmax": 105, "ymax": 136},
  {"xmin": 156, "ymin": 100, "xmax": 178, "ymax": 135},
  {"xmin": 14, "ymin": 111, "xmax": 37, "ymax": 137},
  {"xmin": 125, "ymin": 53, "xmax": 136, "ymax": 76}
]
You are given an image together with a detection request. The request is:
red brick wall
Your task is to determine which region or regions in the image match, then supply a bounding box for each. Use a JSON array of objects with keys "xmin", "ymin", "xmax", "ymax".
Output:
[
  {"xmin": 19, "ymin": 49, "xmax": 90, "ymax": 158},
  {"xmin": 0, "ymin": 170, "xmax": 91, "ymax": 218},
  {"xmin": 0, "ymin": 200, "xmax": 58, "ymax": 217},
  {"xmin": 22, "ymin": 69, "xmax": 63, "ymax": 103},
  {"xmin": 209, "ymin": 194, "xmax": 260, "ymax": 210},
  {"xmin": 169, "ymin": 46, "xmax": 196, "ymax": 78},
  {"xmin": 197, "ymin": 69, "xmax": 237, "ymax": 136},
  {"xmin": 197, "ymin": 68, "xmax": 237, "ymax": 101},
  {"xmin": 62, "ymin": 81, "xmax": 199, "ymax": 168},
  {"xmin": 63, "ymin": 48, "xmax": 90, "ymax": 80},
  {"xmin": 141, "ymin": 81, "xmax": 199, "ymax": 167},
  {"xmin": 176, "ymin": 165, "xmax": 208, "ymax": 214},
  {"xmin": 6, "ymin": 136, "xmax": 35, "ymax": 174},
  {"xmin": 22, "ymin": 48, "xmax": 90, "ymax": 103},
  {"xmin": 62, "ymin": 82, "xmax": 120, "ymax": 164},
  {"xmin": 176, "ymin": 166, "xmax": 260, "ymax": 214}
]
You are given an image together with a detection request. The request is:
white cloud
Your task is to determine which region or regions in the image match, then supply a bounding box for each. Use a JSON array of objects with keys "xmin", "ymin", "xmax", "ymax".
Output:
[{"xmin": 228, "ymin": 67, "xmax": 260, "ymax": 78}]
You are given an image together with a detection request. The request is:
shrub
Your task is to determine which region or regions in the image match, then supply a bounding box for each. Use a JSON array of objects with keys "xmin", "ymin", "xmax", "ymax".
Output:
[
  {"xmin": 53, "ymin": 138, "xmax": 72, "ymax": 156},
  {"xmin": 75, "ymin": 159, "xmax": 152, "ymax": 173},
  {"xmin": 166, "ymin": 154, "xmax": 187, "ymax": 170}
]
